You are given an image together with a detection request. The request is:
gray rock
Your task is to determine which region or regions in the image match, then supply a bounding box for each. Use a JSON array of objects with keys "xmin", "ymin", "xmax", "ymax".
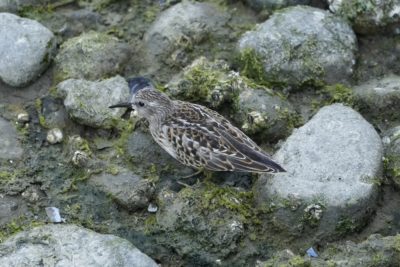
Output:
[
  {"xmin": 90, "ymin": 168, "xmax": 155, "ymax": 211},
  {"xmin": 166, "ymin": 57, "xmax": 243, "ymax": 108},
  {"xmin": 0, "ymin": 196, "xmax": 25, "ymax": 226},
  {"xmin": 153, "ymin": 186, "xmax": 246, "ymax": 264},
  {"xmin": 0, "ymin": 224, "xmax": 158, "ymax": 267},
  {"xmin": 54, "ymin": 31, "xmax": 131, "ymax": 82},
  {"xmin": 353, "ymin": 74, "xmax": 400, "ymax": 122},
  {"xmin": 245, "ymin": 0, "xmax": 311, "ymax": 11},
  {"xmin": 0, "ymin": 117, "xmax": 23, "ymax": 160},
  {"xmin": 383, "ymin": 126, "xmax": 400, "ymax": 188},
  {"xmin": 255, "ymin": 104, "xmax": 383, "ymax": 241},
  {"xmin": 238, "ymin": 6, "xmax": 357, "ymax": 87},
  {"xmin": 143, "ymin": 2, "xmax": 229, "ymax": 71},
  {"xmin": 329, "ymin": 0, "xmax": 400, "ymax": 34},
  {"xmin": 235, "ymin": 88, "xmax": 300, "ymax": 141},
  {"xmin": 0, "ymin": 0, "xmax": 42, "ymax": 13},
  {"xmin": 56, "ymin": 76, "xmax": 129, "ymax": 129},
  {"xmin": 0, "ymin": 13, "xmax": 55, "ymax": 87}
]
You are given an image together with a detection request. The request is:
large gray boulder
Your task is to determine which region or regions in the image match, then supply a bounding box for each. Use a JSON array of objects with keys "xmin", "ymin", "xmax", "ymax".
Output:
[
  {"xmin": 56, "ymin": 76, "xmax": 129, "ymax": 129},
  {"xmin": 329, "ymin": 0, "xmax": 400, "ymax": 34},
  {"xmin": 0, "ymin": 224, "xmax": 158, "ymax": 267},
  {"xmin": 238, "ymin": 6, "xmax": 357, "ymax": 87},
  {"xmin": 54, "ymin": 32, "xmax": 131, "ymax": 82},
  {"xmin": 255, "ymin": 104, "xmax": 383, "ymax": 241},
  {"xmin": 143, "ymin": 2, "xmax": 229, "ymax": 71},
  {"xmin": 0, "ymin": 13, "xmax": 55, "ymax": 87},
  {"xmin": 90, "ymin": 168, "xmax": 155, "ymax": 211},
  {"xmin": 353, "ymin": 74, "xmax": 400, "ymax": 122},
  {"xmin": 0, "ymin": 117, "xmax": 23, "ymax": 160}
]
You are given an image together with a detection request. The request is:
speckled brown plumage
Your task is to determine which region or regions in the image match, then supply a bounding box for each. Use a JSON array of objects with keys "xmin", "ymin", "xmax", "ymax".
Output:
[{"xmin": 110, "ymin": 82, "xmax": 285, "ymax": 173}]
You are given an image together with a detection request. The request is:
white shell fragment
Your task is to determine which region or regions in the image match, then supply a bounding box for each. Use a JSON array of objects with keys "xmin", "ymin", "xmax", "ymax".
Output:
[
  {"xmin": 46, "ymin": 128, "xmax": 63, "ymax": 144},
  {"xmin": 45, "ymin": 207, "xmax": 64, "ymax": 223},
  {"xmin": 72, "ymin": 150, "xmax": 89, "ymax": 166},
  {"xmin": 17, "ymin": 112, "xmax": 30, "ymax": 123},
  {"xmin": 147, "ymin": 203, "xmax": 158, "ymax": 213}
]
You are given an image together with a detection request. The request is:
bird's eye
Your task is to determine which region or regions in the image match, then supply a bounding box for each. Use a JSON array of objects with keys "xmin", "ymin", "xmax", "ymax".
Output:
[{"xmin": 138, "ymin": 101, "xmax": 145, "ymax": 107}]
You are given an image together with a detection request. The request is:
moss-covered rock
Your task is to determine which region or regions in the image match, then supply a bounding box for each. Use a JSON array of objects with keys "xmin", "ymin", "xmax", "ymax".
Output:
[
  {"xmin": 329, "ymin": 0, "xmax": 400, "ymax": 34},
  {"xmin": 237, "ymin": 6, "xmax": 357, "ymax": 88},
  {"xmin": 383, "ymin": 126, "xmax": 400, "ymax": 188},
  {"xmin": 142, "ymin": 1, "xmax": 229, "ymax": 73},
  {"xmin": 148, "ymin": 183, "xmax": 261, "ymax": 265},
  {"xmin": 56, "ymin": 75, "xmax": 129, "ymax": 129},
  {"xmin": 166, "ymin": 57, "xmax": 244, "ymax": 108},
  {"xmin": 353, "ymin": 74, "xmax": 400, "ymax": 126},
  {"xmin": 54, "ymin": 31, "xmax": 131, "ymax": 82}
]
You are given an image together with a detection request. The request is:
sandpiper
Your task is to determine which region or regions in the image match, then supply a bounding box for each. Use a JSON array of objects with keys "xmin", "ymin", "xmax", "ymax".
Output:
[{"xmin": 110, "ymin": 77, "xmax": 285, "ymax": 173}]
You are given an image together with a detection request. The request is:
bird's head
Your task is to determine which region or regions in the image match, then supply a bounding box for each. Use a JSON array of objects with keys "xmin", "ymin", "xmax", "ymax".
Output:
[{"xmin": 109, "ymin": 77, "xmax": 173, "ymax": 122}]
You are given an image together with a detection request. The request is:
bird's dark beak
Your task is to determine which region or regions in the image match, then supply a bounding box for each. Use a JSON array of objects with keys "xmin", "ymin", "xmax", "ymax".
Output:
[{"xmin": 109, "ymin": 102, "xmax": 133, "ymax": 109}]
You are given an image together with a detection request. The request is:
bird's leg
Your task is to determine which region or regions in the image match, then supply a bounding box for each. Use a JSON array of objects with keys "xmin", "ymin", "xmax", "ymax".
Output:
[{"xmin": 181, "ymin": 168, "xmax": 204, "ymax": 179}]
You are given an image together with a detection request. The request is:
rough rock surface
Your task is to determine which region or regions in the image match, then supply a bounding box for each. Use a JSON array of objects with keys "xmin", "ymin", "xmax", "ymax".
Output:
[
  {"xmin": 0, "ymin": 13, "xmax": 55, "ymax": 87},
  {"xmin": 258, "ymin": 234, "xmax": 400, "ymax": 266},
  {"xmin": 245, "ymin": 0, "xmax": 311, "ymax": 11},
  {"xmin": 238, "ymin": 6, "xmax": 357, "ymax": 87},
  {"xmin": 54, "ymin": 31, "xmax": 131, "ymax": 82},
  {"xmin": 56, "ymin": 76, "xmax": 129, "ymax": 129},
  {"xmin": 166, "ymin": 57, "xmax": 300, "ymax": 140},
  {"xmin": 329, "ymin": 0, "xmax": 400, "ymax": 34},
  {"xmin": 0, "ymin": 117, "xmax": 23, "ymax": 160},
  {"xmin": 0, "ymin": 224, "xmax": 158, "ymax": 267},
  {"xmin": 235, "ymin": 88, "xmax": 299, "ymax": 141},
  {"xmin": 152, "ymin": 185, "xmax": 248, "ymax": 265},
  {"xmin": 383, "ymin": 126, "xmax": 400, "ymax": 188},
  {"xmin": 143, "ymin": 2, "xmax": 229, "ymax": 71},
  {"xmin": 0, "ymin": 0, "xmax": 42, "ymax": 13},
  {"xmin": 354, "ymin": 74, "xmax": 400, "ymax": 122},
  {"xmin": 255, "ymin": 104, "xmax": 383, "ymax": 240},
  {"xmin": 166, "ymin": 57, "xmax": 241, "ymax": 108},
  {"xmin": 90, "ymin": 168, "xmax": 155, "ymax": 211}
]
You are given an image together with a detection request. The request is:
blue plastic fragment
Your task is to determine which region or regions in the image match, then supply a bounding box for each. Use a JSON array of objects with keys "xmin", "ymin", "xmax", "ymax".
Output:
[{"xmin": 306, "ymin": 247, "xmax": 318, "ymax": 258}]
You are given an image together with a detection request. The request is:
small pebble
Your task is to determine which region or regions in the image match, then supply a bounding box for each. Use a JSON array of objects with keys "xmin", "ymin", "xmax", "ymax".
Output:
[
  {"xmin": 147, "ymin": 203, "xmax": 158, "ymax": 213},
  {"xmin": 47, "ymin": 128, "xmax": 63, "ymax": 144},
  {"xmin": 17, "ymin": 112, "xmax": 30, "ymax": 123},
  {"xmin": 306, "ymin": 247, "xmax": 318, "ymax": 258},
  {"xmin": 45, "ymin": 207, "xmax": 64, "ymax": 223}
]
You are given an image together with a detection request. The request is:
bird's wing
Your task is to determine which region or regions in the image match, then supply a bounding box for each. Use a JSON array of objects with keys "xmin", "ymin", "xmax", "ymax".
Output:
[{"xmin": 167, "ymin": 102, "xmax": 285, "ymax": 172}]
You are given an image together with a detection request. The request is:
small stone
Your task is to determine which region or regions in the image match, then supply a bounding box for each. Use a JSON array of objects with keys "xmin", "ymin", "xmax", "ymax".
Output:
[
  {"xmin": 21, "ymin": 187, "xmax": 41, "ymax": 203},
  {"xmin": 147, "ymin": 203, "xmax": 158, "ymax": 213},
  {"xmin": 72, "ymin": 150, "xmax": 89, "ymax": 167},
  {"xmin": 306, "ymin": 247, "xmax": 318, "ymax": 258},
  {"xmin": 17, "ymin": 112, "xmax": 30, "ymax": 123},
  {"xmin": 45, "ymin": 207, "xmax": 63, "ymax": 223},
  {"xmin": 46, "ymin": 128, "xmax": 63, "ymax": 144}
]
